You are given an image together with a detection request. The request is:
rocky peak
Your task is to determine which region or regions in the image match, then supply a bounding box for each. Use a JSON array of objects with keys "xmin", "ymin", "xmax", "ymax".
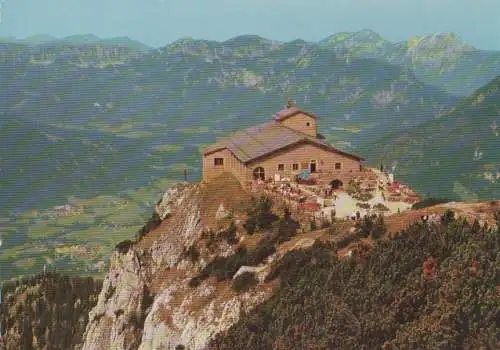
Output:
[
  {"xmin": 79, "ymin": 182, "xmax": 204, "ymax": 350},
  {"xmin": 78, "ymin": 176, "xmax": 277, "ymax": 350},
  {"xmin": 405, "ymin": 32, "xmax": 476, "ymax": 59},
  {"xmin": 352, "ymin": 29, "xmax": 384, "ymax": 42},
  {"xmin": 320, "ymin": 29, "xmax": 390, "ymax": 49}
]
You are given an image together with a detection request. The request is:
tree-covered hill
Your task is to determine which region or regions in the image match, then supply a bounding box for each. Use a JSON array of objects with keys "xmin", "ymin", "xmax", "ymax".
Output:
[
  {"xmin": 210, "ymin": 210, "xmax": 500, "ymax": 349},
  {"xmin": 0, "ymin": 273, "xmax": 102, "ymax": 350},
  {"xmin": 363, "ymin": 76, "xmax": 500, "ymax": 201}
]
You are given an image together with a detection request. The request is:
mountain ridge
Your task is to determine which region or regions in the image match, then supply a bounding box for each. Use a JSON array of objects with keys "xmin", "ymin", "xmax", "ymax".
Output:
[
  {"xmin": 0, "ymin": 33, "xmax": 152, "ymax": 50},
  {"xmin": 363, "ymin": 75, "xmax": 500, "ymax": 201}
]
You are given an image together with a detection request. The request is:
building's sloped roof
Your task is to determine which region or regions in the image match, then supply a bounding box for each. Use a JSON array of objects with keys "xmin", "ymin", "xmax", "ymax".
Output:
[
  {"xmin": 204, "ymin": 120, "xmax": 364, "ymax": 163},
  {"xmin": 203, "ymin": 139, "xmax": 230, "ymax": 154},
  {"xmin": 273, "ymin": 106, "xmax": 318, "ymax": 121}
]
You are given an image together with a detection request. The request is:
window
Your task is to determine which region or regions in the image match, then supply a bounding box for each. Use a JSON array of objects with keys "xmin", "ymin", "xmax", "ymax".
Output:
[
  {"xmin": 306, "ymin": 122, "xmax": 310, "ymax": 126},
  {"xmin": 310, "ymin": 160, "xmax": 317, "ymax": 173},
  {"xmin": 335, "ymin": 162, "xmax": 342, "ymax": 170},
  {"xmin": 214, "ymin": 158, "xmax": 224, "ymax": 166},
  {"xmin": 292, "ymin": 163, "xmax": 299, "ymax": 171},
  {"xmin": 253, "ymin": 167, "xmax": 265, "ymax": 180},
  {"xmin": 278, "ymin": 164, "xmax": 285, "ymax": 171}
]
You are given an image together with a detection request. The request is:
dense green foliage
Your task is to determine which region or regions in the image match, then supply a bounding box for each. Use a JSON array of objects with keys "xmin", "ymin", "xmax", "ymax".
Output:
[
  {"xmin": 190, "ymin": 199, "xmax": 300, "ymax": 287},
  {"xmin": 189, "ymin": 243, "xmax": 276, "ymax": 287},
  {"xmin": 232, "ymin": 272, "xmax": 259, "ymax": 293},
  {"xmin": 210, "ymin": 211, "xmax": 500, "ymax": 349},
  {"xmin": 115, "ymin": 239, "xmax": 134, "ymax": 254},
  {"xmin": 355, "ymin": 214, "xmax": 387, "ymax": 239},
  {"xmin": 0, "ymin": 272, "xmax": 102, "ymax": 350},
  {"xmin": 202, "ymin": 222, "xmax": 239, "ymax": 254},
  {"xmin": 183, "ymin": 244, "xmax": 200, "ymax": 262},
  {"xmin": 218, "ymin": 221, "xmax": 239, "ymax": 245},
  {"xmin": 243, "ymin": 196, "xmax": 279, "ymax": 235}
]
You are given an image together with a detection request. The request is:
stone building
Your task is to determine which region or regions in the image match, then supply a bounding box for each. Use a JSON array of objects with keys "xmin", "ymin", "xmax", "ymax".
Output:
[{"xmin": 202, "ymin": 103, "xmax": 364, "ymax": 187}]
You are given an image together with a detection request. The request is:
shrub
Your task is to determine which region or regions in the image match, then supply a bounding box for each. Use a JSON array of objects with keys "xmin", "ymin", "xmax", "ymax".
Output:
[
  {"xmin": 493, "ymin": 210, "xmax": 500, "ymax": 229},
  {"xmin": 189, "ymin": 240, "xmax": 277, "ymax": 286},
  {"xmin": 371, "ymin": 215, "xmax": 387, "ymax": 240},
  {"xmin": 115, "ymin": 240, "xmax": 134, "ymax": 254},
  {"xmin": 356, "ymin": 214, "xmax": 387, "ymax": 239},
  {"xmin": 355, "ymin": 192, "xmax": 374, "ymax": 201},
  {"xmin": 356, "ymin": 215, "xmax": 373, "ymax": 238},
  {"xmin": 184, "ymin": 244, "xmax": 200, "ymax": 262},
  {"xmin": 220, "ymin": 221, "xmax": 239, "ymax": 245},
  {"xmin": 356, "ymin": 202, "xmax": 371, "ymax": 210},
  {"xmin": 202, "ymin": 229, "xmax": 218, "ymax": 251},
  {"xmin": 346, "ymin": 180, "xmax": 359, "ymax": 196},
  {"xmin": 104, "ymin": 285, "xmax": 116, "ymax": 301},
  {"xmin": 193, "ymin": 247, "xmax": 249, "ymax": 283},
  {"xmin": 247, "ymin": 243, "xmax": 276, "ymax": 266},
  {"xmin": 442, "ymin": 209, "xmax": 455, "ymax": 225},
  {"xmin": 243, "ymin": 216, "xmax": 257, "ymax": 235},
  {"xmin": 243, "ymin": 196, "xmax": 279, "ymax": 234},
  {"xmin": 188, "ymin": 276, "xmax": 203, "ymax": 288},
  {"xmin": 274, "ymin": 216, "xmax": 300, "ymax": 244},
  {"xmin": 232, "ymin": 272, "xmax": 258, "ymax": 293},
  {"xmin": 373, "ymin": 203, "xmax": 389, "ymax": 212},
  {"xmin": 412, "ymin": 198, "xmax": 450, "ymax": 210}
]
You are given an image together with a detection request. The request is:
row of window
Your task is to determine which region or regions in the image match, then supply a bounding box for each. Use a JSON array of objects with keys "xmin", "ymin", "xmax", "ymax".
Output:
[
  {"xmin": 214, "ymin": 157, "xmax": 342, "ymax": 170},
  {"xmin": 277, "ymin": 162, "xmax": 342, "ymax": 171}
]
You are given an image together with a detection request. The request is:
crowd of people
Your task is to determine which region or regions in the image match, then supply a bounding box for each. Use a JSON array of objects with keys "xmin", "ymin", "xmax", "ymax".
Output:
[{"xmin": 262, "ymin": 182, "xmax": 308, "ymax": 208}]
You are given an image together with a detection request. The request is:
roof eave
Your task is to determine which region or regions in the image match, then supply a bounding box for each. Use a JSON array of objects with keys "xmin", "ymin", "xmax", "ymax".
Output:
[
  {"xmin": 203, "ymin": 146, "xmax": 227, "ymax": 156},
  {"xmin": 328, "ymin": 146, "xmax": 365, "ymax": 161},
  {"xmin": 244, "ymin": 139, "xmax": 364, "ymax": 164},
  {"xmin": 273, "ymin": 110, "xmax": 319, "ymax": 122}
]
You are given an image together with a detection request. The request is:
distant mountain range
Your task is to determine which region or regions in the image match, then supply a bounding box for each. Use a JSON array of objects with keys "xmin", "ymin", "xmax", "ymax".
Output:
[
  {"xmin": 3, "ymin": 30, "xmax": 500, "ymax": 95},
  {"xmin": 0, "ymin": 33, "xmax": 152, "ymax": 51},
  {"xmin": 0, "ymin": 29, "xmax": 499, "ymax": 279},
  {"xmin": 318, "ymin": 30, "xmax": 500, "ymax": 97}
]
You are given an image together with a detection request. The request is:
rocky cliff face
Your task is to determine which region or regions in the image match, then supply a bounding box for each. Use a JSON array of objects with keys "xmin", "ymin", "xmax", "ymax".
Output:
[{"xmin": 78, "ymin": 181, "xmax": 276, "ymax": 350}]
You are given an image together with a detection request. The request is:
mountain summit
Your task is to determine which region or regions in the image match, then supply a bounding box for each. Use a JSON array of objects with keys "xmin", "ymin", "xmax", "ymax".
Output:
[{"xmin": 319, "ymin": 29, "xmax": 390, "ymax": 51}]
